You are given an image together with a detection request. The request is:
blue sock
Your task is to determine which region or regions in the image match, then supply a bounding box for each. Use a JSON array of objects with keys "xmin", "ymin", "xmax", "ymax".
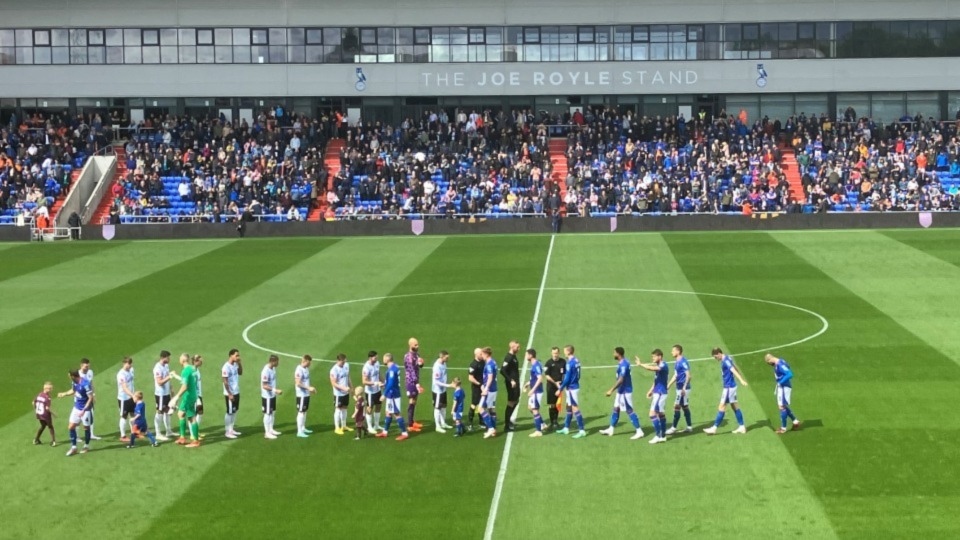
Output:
[
  {"xmin": 129, "ymin": 433, "xmax": 137, "ymax": 445},
  {"xmin": 384, "ymin": 416, "xmax": 393, "ymax": 432},
  {"xmin": 659, "ymin": 416, "xmax": 667, "ymax": 437},
  {"xmin": 83, "ymin": 429, "xmax": 90, "ymax": 445},
  {"xmin": 610, "ymin": 410, "xmax": 620, "ymax": 427},
  {"xmin": 70, "ymin": 428, "xmax": 77, "ymax": 446},
  {"xmin": 480, "ymin": 412, "xmax": 490, "ymax": 429},
  {"xmin": 672, "ymin": 410, "xmax": 681, "ymax": 428},
  {"xmin": 575, "ymin": 412, "xmax": 584, "ymax": 431},
  {"xmin": 534, "ymin": 413, "xmax": 543, "ymax": 431},
  {"xmin": 651, "ymin": 416, "xmax": 660, "ymax": 436},
  {"xmin": 564, "ymin": 411, "xmax": 572, "ymax": 429},
  {"xmin": 628, "ymin": 412, "xmax": 640, "ymax": 429},
  {"xmin": 147, "ymin": 432, "xmax": 157, "ymax": 444},
  {"xmin": 684, "ymin": 408, "xmax": 692, "ymax": 427},
  {"xmin": 780, "ymin": 410, "xmax": 788, "ymax": 428},
  {"xmin": 714, "ymin": 411, "xmax": 725, "ymax": 427},
  {"xmin": 396, "ymin": 417, "xmax": 407, "ymax": 433},
  {"xmin": 734, "ymin": 409, "xmax": 744, "ymax": 426},
  {"xmin": 785, "ymin": 407, "xmax": 796, "ymax": 420}
]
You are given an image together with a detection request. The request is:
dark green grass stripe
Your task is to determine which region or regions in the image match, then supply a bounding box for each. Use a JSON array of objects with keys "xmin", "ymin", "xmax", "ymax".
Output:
[
  {"xmin": 664, "ymin": 232, "xmax": 960, "ymax": 537},
  {"xmin": 144, "ymin": 236, "xmax": 551, "ymax": 540},
  {"xmin": 880, "ymin": 230, "xmax": 960, "ymax": 269},
  {"xmin": 0, "ymin": 241, "xmax": 125, "ymax": 283},
  {"xmin": 0, "ymin": 238, "xmax": 336, "ymax": 429}
]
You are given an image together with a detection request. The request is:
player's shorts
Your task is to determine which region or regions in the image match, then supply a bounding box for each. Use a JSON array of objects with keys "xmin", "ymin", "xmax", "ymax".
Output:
[
  {"xmin": 564, "ymin": 389, "xmax": 580, "ymax": 407},
  {"xmin": 649, "ymin": 392, "xmax": 667, "ymax": 413},
  {"xmin": 720, "ymin": 387, "xmax": 738, "ymax": 405},
  {"xmin": 506, "ymin": 385, "xmax": 521, "ymax": 402},
  {"xmin": 196, "ymin": 396, "xmax": 204, "ymax": 415},
  {"xmin": 546, "ymin": 385, "xmax": 559, "ymax": 405},
  {"xmin": 479, "ymin": 390, "xmax": 497, "ymax": 410},
  {"xmin": 261, "ymin": 397, "xmax": 277, "ymax": 414},
  {"xmin": 179, "ymin": 395, "xmax": 197, "ymax": 418},
  {"xmin": 433, "ymin": 391, "xmax": 448, "ymax": 409},
  {"xmin": 776, "ymin": 385, "xmax": 792, "ymax": 407},
  {"xmin": 132, "ymin": 422, "xmax": 148, "ymax": 435},
  {"xmin": 454, "ymin": 410, "xmax": 463, "ymax": 421},
  {"xmin": 674, "ymin": 389, "xmax": 691, "ymax": 407},
  {"xmin": 225, "ymin": 394, "xmax": 240, "ymax": 414},
  {"xmin": 296, "ymin": 396, "xmax": 310, "ymax": 413},
  {"xmin": 406, "ymin": 382, "xmax": 419, "ymax": 398},
  {"xmin": 68, "ymin": 408, "xmax": 92, "ymax": 427},
  {"xmin": 334, "ymin": 394, "xmax": 349, "ymax": 409},
  {"xmin": 155, "ymin": 394, "xmax": 171, "ymax": 413},
  {"xmin": 470, "ymin": 386, "xmax": 482, "ymax": 407},
  {"xmin": 385, "ymin": 397, "xmax": 401, "ymax": 415},
  {"xmin": 118, "ymin": 398, "xmax": 135, "ymax": 418},
  {"xmin": 366, "ymin": 391, "xmax": 382, "ymax": 408},
  {"xmin": 37, "ymin": 415, "xmax": 52, "ymax": 425},
  {"xmin": 528, "ymin": 392, "xmax": 542, "ymax": 410},
  {"xmin": 614, "ymin": 392, "xmax": 634, "ymax": 412}
]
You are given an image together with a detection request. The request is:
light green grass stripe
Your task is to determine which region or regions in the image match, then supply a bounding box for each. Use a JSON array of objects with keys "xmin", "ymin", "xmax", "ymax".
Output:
[
  {"xmin": 773, "ymin": 231, "xmax": 960, "ymax": 367},
  {"xmin": 0, "ymin": 237, "xmax": 443, "ymax": 540},
  {"xmin": 0, "ymin": 241, "xmax": 232, "ymax": 334},
  {"xmin": 492, "ymin": 234, "xmax": 836, "ymax": 539}
]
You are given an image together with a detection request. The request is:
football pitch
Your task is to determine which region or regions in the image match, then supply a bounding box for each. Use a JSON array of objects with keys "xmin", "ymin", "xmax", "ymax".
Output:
[{"xmin": 2, "ymin": 229, "xmax": 960, "ymax": 540}]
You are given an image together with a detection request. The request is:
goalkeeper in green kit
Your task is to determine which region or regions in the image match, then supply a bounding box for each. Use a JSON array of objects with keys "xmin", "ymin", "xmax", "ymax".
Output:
[{"xmin": 172, "ymin": 353, "xmax": 201, "ymax": 448}]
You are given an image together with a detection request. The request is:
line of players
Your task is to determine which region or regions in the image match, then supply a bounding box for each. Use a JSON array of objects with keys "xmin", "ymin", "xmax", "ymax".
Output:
[{"xmin": 32, "ymin": 338, "xmax": 802, "ymax": 453}]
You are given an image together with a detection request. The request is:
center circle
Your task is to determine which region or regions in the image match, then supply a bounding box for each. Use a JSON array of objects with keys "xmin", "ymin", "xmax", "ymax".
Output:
[{"xmin": 241, "ymin": 288, "xmax": 829, "ymax": 368}]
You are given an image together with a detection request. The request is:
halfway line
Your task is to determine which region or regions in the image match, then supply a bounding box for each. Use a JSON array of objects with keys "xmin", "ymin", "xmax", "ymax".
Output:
[{"xmin": 483, "ymin": 234, "xmax": 556, "ymax": 540}]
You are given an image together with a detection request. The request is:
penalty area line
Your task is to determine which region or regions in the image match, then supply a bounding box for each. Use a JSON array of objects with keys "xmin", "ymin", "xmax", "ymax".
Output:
[{"xmin": 483, "ymin": 234, "xmax": 555, "ymax": 540}]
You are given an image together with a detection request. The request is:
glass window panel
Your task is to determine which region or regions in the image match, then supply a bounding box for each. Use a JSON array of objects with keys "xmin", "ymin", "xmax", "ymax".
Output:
[
  {"xmin": 704, "ymin": 24, "xmax": 720, "ymax": 41},
  {"xmin": 252, "ymin": 45, "xmax": 269, "ymax": 62},
  {"xmin": 451, "ymin": 26, "xmax": 468, "ymax": 45},
  {"xmin": 214, "ymin": 28, "xmax": 231, "ymax": 45},
  {"xmin": 670, "ymin": 42, "xmax": 686, "ymax": 59},
  {"xmin": 650, "ymin": 43, "xmax": 667, "ymax": 59},
  {"xmin": 947, "ymin": 92, "xmax": 960, "ymax": 120},
  {"xmin": 51, "ymin": 46, "xmax": 68, "ymax": 63},
  {"xmin": 542, "ymin": 26, "xmax": 558, "ymax": 45},
  {"xmin": 578, "ymin": 26, "xmax": 594, "ymax": 42},
  {"xmin": 0, "ymin": 30, "xmax": 12, "ymax": 47},
  {"xmin": 614, "ymin": 26, "xmax": 630, "ymax": 42},
  {"xmin": 178, "ymin": 46, "xmax": 196, "ymax": 63},
  {"xmin": 179, "ymin": 28, "xmax": 196, "ymax": 45},
  {"xmin": 634, "ymin": 43, "xmax": 650, "ymax": 60},
  {"xmin": 325, "ymin": 28, "xmax": 342, "ymax": 46},
  {"xmin": 469, "ymin": 27, "xmax": 484, "ymax": 44},
  {"xmin": 197, "ymin": 29, "xmax": 213, "ymax": 45},
  {"xmin": 123, "ymin": 29, "xmax": 140, "ymax": 45},
  {"xmin": 889, "ymin": 21, "xmax": 908, "ymax": 37},
  {"xmin": 322, "ymin": 45, "xmax": 340, "ymax": 62},
  {"xmin": 614, "ymin": 43, "xmax": 630, "ymax": 60},
  {"xmin": 377, "ymin": 27, "xmax": 393, "ymax": 45},
  {"xmin": 34, "ymin": 47, "xmax": 51, "ymax": 63},
  {"xmin": 16, "ymin": 29, "xmax": 33, "ymax": 46},
  {"xmin": 269, "ymin": 28, "xmax": 286, "ymax": 45},
  {"xmin": 523, "ymin": 44, "xmax": 540, "ymax": 61},
  {"xmin": 725, "ymin": 24, "xmax": 741, "ymax": 42},
  {"xmin": 269, "ymin": 45, "xmax": 285, "ymax": 62},
  {"xmin": 197, "ymin": 45, "xmax": 214, "ymax": 62},
  {"xmin": 288, "ymin": 45, "xmax": 304, "ymax": 62},
  {"xmin": 797, "ymin": 23, "xmax": 815, "ymax": 40},
  {"xmin": 431, "ymin": 43, "xmax": 449, "ymax": 62},
  {"xmin": 306, "ymin": 45, "xmax": 324, "ymax": 62},
  {"xmin": 161, "ymin": 28, "xmax": 177, "ymax": 45},
  {"xmin": 652, "ymin": 25, "xmax": 672, "ymax": 43},
  {"xmin": 871, "ymin": 92, "xmax": 905, "ymax": 123},
  {"xmin": 141, "ymin": 29, "xmax": 158, "ymax": 45},
  {"xmin": 822, "ymin": 22, "xmax": 837, "ymax": 40},
  {"xmin": 506, "ymin": 27, "xmax": 522, "ymax": 45},
  {"xmin": 215, "ymin": 45, "xmax": 231, "ymax": 62},
  {"xmin": 0, "ymin": 48, "xmax": 13, "ymax": 65},
  {"xmin": 595, "ymin": 27, "xmax": 610, "ymax": 43},
  {"xmin": 559, "ymin": 44, "xmax": 575, "ymax": 60},
  {"xmin": 286, "ymin": 28, "xmax": 304, "ymax": 46},
  {"xmin": 414, "ymin": 28, "xmax": 430, "ymax": 44},
  {"xmin": 559, "ymin": 26, "xmax": 576, "ymax": 44},
  {"xmin": 928, "ymin": 21, "xmax": 946, "ymax": 40},
  {"xmin": 232, "ymin": 45, "xmax": 250, "ymax": 62},
  {"xmin": 634, "ymin": 25, "xmax": 650, "ymax": 41},
  {"xmin": 451, "ymin": 44, "xmax": 467, "ymax": 62},
  {"xmin": 16, "ymin": 47, "xmax": 33, "ymax": 64},
  {"xmin": 70, "ymin": 46, "xmax": 87, "ymax": 64},
  {"xmin": 485, "ymin": 27, "xmax": 502, "ymax": 45},
  {"xmin": 778, "ymin": 23, "xmax": 796, "ymax": 41},
  {"xmin": 596, "ymin": 42, "xmax": 609, "ymax": 60},
  {"xmin": 124, "ymin": 46, "xmax": 141, "ymax": 63},
  {"xmin": 688, "ymin": 25, "xmax": 703, "ymax": 41},
  {"xmin": 397, "ymin": 28, "xmax": 413, "ymax": 45},
  {"xmin": 524, "ymin": 27, "xmax": 539, "ymax": 43},
  {"xmin": 906, "ymin": 92, "xmax": 939, "ymax": 118},
  {"xmin": 760, "ymin": 23, "xmax": 778, "ymax": 41},
  {"xmin": 88, "ymin": 47, "xmax": 105, "ymax": 63},
  {"xmin": 377, "ymin": 44, "xmax": 395, "ymax": 57},
  {"xmin": 252, "ymin": 29, "xmax": 268, "ymax": 45},
  {"xmin": 577, "ymin": 43, "xmax": 595, "ymax": 60},
  {"xmin": 486, "ymin": 44, "xmax": 502, "ymax": 61},
  {"xmin": 88, "ymin": 30, "xmax": 104, "ymax": 46},
  {"xmin": 468, "ymin": 44, "xmax": 485, "ymax": 61},
  {"xmin": 759, "ymin": 94, "xmax": 794, "ymax": 121},
  {"xmin": 743, "ymin": 24, "xmax": 758, "ymax": 40},
  {"xmin": 161, "ymin": 46, "xmax": 177, "ymax": 63},
  {"xmin": 52, "ymin": 29, "xmax": 69, "ymax": 46},
  {"xmin": 794, "ymin": 94, "xmax": 828, "ymax": 116},
  {"xmin": 307, "ymin": 28, "xmax": 323, "ymax": 44},
  {"xmin": 34, "ymin": 30, "xmax": 50, "ymax": 46},
  {"xmin": 669, "ymin": 25, "xmax": 685, "ymax": 42},
  {"xmin": 142, "ymin": 46, "xmax": 159, "ymax": 63},
  {"xmin": 361, "ymin": 28, "xmax": 376, "ymax": 44}
]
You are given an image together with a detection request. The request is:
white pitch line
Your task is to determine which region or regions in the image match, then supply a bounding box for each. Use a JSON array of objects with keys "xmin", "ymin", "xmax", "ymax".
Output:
[{"xmin": 483, "ymin": 234, "xmax": 555, "ymax": 540}]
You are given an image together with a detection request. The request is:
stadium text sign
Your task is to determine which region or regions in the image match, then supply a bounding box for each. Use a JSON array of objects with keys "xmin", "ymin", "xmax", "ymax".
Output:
[{"xmin": 419, "ymin": 69, "xmax": 699, "ymax": 89}]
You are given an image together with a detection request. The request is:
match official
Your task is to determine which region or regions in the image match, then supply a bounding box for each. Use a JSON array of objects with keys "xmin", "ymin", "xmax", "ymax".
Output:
[
  {"xmin": 544, "ymin": 347, "xmax": 565, "ymax": 430},
  {"xmin": 500, "ymin": 340, "xmax": 521, "ymax": 432},
  {"xmin": 467, "ymin": 348, "xmax": 484, "ymax": 431}
]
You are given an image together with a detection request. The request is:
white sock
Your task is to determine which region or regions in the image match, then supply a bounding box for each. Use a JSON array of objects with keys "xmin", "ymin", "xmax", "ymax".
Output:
[
  {"xmin": 89, "ymin": 422, "xmax": 96, "ymax": 437},
  {"xmin": 119, "ymin": 419, "xmax": 126, "ymax": 437},
  {"xmin": 374, "ymin": 411, "xmax": 381, "ymax": 427},
  {"xmin": 434, "ymin": 409, "xmax": 443, "ymax": 427},
  {"xmin": 365, "ymin": 413, "xmax": 373, "ymax": 430},
  {"xmin": 263, "ymin": 415, "xmax": 270, "ymax": 433},
  {"xmin": 230, "ymin": 413, "xmax": 237, "ymax": 431},
  {"xmin": 196, "ymin": 414, "xmax": 202, "ymax": 430},
  {"xmin": 154, "ymin": 413, "xmax": 162, "ymax": 435},
  {"xmin": 334, "ymin": 410, "xmax": 341, "ymax": 429},
  {"xmin": 163, "ymin": 413, "xmax": 172, "ymax": 434},
  {"xmin": 225, "ymin": 413, "xmax": 232, "ymax": 433},
  {"xmin": 269, "ymin": 413, "xmax": 276, "ymax": 432},
  {"xmin": 297, "ymin": 412, "xmax": 305, "ymax": 433},
  {"xmin": 340, "ymin": 409, "xmax": 347, "ymax": 427}
]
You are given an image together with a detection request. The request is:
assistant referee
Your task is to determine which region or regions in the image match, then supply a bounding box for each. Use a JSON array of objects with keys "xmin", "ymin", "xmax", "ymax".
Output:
[
  {"xmin": 500, "ymin": 340, "xmax": 521, "ymax": 432},
  {"xmin": 467, "ymin": 348, "xmax": 484, "ymax": 431},
  {"xmin": 544, "ymin": 346, "xmax": 565, "ymax": 430}
]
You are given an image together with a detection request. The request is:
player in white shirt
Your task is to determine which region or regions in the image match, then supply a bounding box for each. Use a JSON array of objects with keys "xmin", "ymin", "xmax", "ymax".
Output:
[
  {"xmin": 361, "ymin": 351, "xmax": 383, "ymax": 434},
  {"xmin": 153, "ymin": 351, "xmax": 175, "ymax": 441},
  {"xmin": 116, "ymin": 357, "xmax": 136, "ymax": 441},
  {"xmin": 222, "ymin": 348, "xmax": 243, "ymax": 439},
  {"xmin": 330, "ymin": 354, "xmax": 353, "ymax": 435},
  {"xmin": 432, "ymin": 351, "xmax": 454, "ymax": 433},
  {"xmin": 294, "ymin": 354, "xmax": 317, "ymax": 438},
  {"xmin": 260, "ymin": 355, "xmax": 283, "ymax": 439},
  {"xmin": 79, "ymin": 359, "xmax": 102, "ymax": 440}
]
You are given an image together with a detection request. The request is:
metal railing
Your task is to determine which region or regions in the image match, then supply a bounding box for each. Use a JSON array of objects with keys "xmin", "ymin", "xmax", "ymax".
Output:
[{"xmin": 31, "ymin": 226, "xmax": 80, "ymax": 241}]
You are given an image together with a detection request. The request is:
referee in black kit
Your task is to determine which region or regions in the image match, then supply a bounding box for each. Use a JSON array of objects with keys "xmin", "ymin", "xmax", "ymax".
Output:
[
  {"xmin": 467, "ymin": 347, "xmax": 484, "ymax": 431},
  {"xmin": 500, "ymin": 340, "xmax": 521, "ymax": 432},
  {"xmin": 544, "ymin": 346, "xmax": 565, "ymax": 430}
]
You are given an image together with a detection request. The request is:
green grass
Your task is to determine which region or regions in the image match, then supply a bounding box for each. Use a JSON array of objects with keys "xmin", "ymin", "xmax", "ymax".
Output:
[{"xmin": 2, "ymin": 230, "xmax": 960, "ymax": 539}]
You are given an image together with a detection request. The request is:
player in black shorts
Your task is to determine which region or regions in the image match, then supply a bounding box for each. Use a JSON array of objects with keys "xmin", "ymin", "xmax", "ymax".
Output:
[
  {"xmin": 544, "ymin": 346, "xmax": 565, "ymax": 430},
  {"xmin": 500, "ymin": 340, "xmax": 521, "ymax": 432},
  {"xmin": 467, "ymin": 348, "xmax": 484, "ymax": 431}
]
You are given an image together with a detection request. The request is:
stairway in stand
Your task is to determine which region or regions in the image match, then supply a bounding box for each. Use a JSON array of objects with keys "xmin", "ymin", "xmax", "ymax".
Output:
[
  {"xmin": 308, "ymin": 138, "xmax": 345, "ymax": 221},
  {"xmin": 547, "ymin": 138, "xmax": 569, "ymax": 213},
  {"xmin": 780, "ymin": 147, "xmax": 805, "ymax": 203},
  {"xmin": 49, "ymin": 168, "xmax": 83, "ymax": 222},
  {"xmin": 88, "ymin": 146, "xmax": 127, "ymax": 225}
]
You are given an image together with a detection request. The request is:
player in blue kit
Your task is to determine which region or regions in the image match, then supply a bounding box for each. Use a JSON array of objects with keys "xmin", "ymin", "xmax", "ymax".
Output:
[
  {"xmin": 126, "ymin": 391, "xmax": 159, "ymax": 448},
  {"xmin": 452, "ymin": 378, "xmax": 466, "ymax": 437},
  {"xmin": 666, "ymin": 344, "xmax": 693, "ymax": 435},
  {"xmin": 637, "ymin": 349, "xmax": 669, "ymax": 444},
  {"xmin": 765, "ymin": 354, "xmax": 801, "ymax": 433},
  {"xmin": 705, "ymin": 348, "xmax": 749, "ymax": 435},
  {"xmin": 57, "ymin": 370, "xmax": 95, "ymax": 456},
  {"xmin": 375, "ymin": 353, "xmax": 409, "ymax": 441},
  {"xmin": 600, "ymin": 347, "xmax": 644, "ymax": 440},
  {"xmin": 479, "ymin": 347, "xmax": 499, "ymax": 439},
  {"xmin": 556, "ymin": 345, "xmax": 587, "ymax": 439},
  {"xmin": 524, "ymin": 349, "xmax": 545, "ymax": 438}
]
